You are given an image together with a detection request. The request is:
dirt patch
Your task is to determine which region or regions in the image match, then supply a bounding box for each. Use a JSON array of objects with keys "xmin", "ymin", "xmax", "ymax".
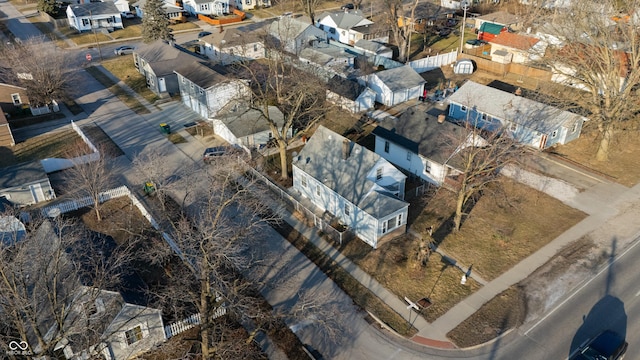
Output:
[
  {"xmin": 447, "ymin": 286, "xmax": 527, "ymax": 348},
  {"xmin": 81, "ymin": 123, "xmax": 124, "ymax": 158}
]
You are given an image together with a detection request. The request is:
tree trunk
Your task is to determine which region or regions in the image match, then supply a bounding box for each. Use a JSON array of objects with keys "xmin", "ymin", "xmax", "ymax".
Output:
[
  {"xmin": 94, "ymin": 204, "xmax": 102, "ymax": 222},
  {"xmin": 200, "ymin": 278, "xmax": 210, "ymax": 359},
  {"xmin": 453, "ymin": 187, "xmax": 465, "ymax": 232},
  {"xmin": 595, "ymin": 123, "xmax": 613, "ymax": 161},
  {"xmin": 279, "ymin": 141, "xmax": 288, "ymax": 180}
]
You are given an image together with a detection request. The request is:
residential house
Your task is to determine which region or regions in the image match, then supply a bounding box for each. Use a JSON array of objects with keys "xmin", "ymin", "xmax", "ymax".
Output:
[
  {"xmin": 447, "ymin": 81, "xmax": 587, "ymax": 149},
  {"xmin": 477, "ymin": 22, "xmax": 507, "ymax": 42},
  {"xmin": 0, "ymin": 161, "xmax": 55, "ymax": 206},
  {"xmin": 399, "ymin": 2, "xmax": 455, "ymax": 32},
  {"xmin": 268, "ymin": 15, "xmax": 328, "ymax": 55},
  {"xmin": 233, "ymin": 0, "xmax": 270, "ymax": 11},
  {"xmin": 67, "ymin": 2, "xmax": 124, "ymax": 32},
  {"xmin": 292, "ymin": 125, "xmax": 409, "ymax": 248},
  {"xmin": 0, "ymin": 111, "xmax": 14, "ymax": 147},
  {"xmin": 474, "ymin": 11, "xmax": 522, "ymax": 31},
  {"xmin": 175, "ymin": 62, "xmax": 250, "ymax": 119},
  {"xmin": 372, "ymin": 104, "xmax": 485, "ymax": 186},
  {"xmin": 183, "ymin": 0, "xmax": 230, "ymax": 16},
  {"xmin": 132, "ymin": 0, "xmax": 186, "ymax": 23},
  {"xmin": 134, "ymin": 41, "xmax": 202, "ymax": 97},
  {"xmin": 488, "ymin": 32, "xmax": 541, "ymax": 64},
  {"xmin": 0, "ymin": 83, "xmax": 29, "ymax": 115},
  {"xmin": 114, "ymin": 0, "xmax": 130, "ymax": 13},
  {"xmin": 326, "ymin": 75, "xmax": 376, "ymax": 113},
  {"xmin": 316, "ymin": 10, "xmax": 388, "ymax": 45},
  {"xmin": 358, "ymin": 66, "xmax": 426, "ymax": 107},
  {"xmin": 354, "ymin": 39, "xmax": 392, "ymax": 58},
  {"xmin": 299, "ymin": 44, "xmax": 356, "ymax": 70},
  {"xmin": 441, "ymin": 0, "xmax": 462, "ymax": 9},
  {"xmin": 199, "ymin": 23, "xmax": 267, "ymax": 64},
  {"xmin": 210, "ymin": 105, "xmax": 290, "ymax": 150}
]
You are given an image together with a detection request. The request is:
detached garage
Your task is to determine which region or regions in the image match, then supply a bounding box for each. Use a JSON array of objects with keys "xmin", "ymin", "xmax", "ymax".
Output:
[
  {"xmin": 359, "ymin": 66, "xmax": 426, "ymax": 107},
  {"xmin": 0, "ymin": 162, "xmax": 56, "ymax": 206}
]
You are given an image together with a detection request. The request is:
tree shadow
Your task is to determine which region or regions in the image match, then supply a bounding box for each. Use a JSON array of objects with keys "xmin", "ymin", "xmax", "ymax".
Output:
[{"xmin": 569, "ymin": 238, "xmax": 627, "ymax": 358}]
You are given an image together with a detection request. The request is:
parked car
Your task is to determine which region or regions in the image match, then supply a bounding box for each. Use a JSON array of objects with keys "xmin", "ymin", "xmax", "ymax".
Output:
[
  {"xmin": 198, "ymin": 31, "xmax": 212, "ymax": 38},
  {"xmin": 438, "ymin": 28, "xmax": 452, "ymax": 37},
  {"xmin": 570, "ymin": 331, "xmax": 628, "ymax": 360},
  {"xmin": 464, "ymin": 39, "xmax": 488, "ymax": 48},
  {"xmin": 340, "ymin": 3, "xmax": 354, "ymax": 10},
  {"xmin": 114, "ymin": 45, "xmax": 135, "ymax": 55},
  {"xmin": 121, "ymin": 11, "xmax": 135, "ymax": 19},
  {"xmin": 203, "ymin": 146, "xmax": 229, "ymax": 163}
]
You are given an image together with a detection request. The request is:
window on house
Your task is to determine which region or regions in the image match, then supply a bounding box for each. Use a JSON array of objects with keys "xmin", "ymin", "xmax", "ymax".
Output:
[
  {"xmin": 386, "ymin": 218, "xmax": 395, "ymax": 232},
  {"xmin": 301, "ymin": 176, "xmax": 307, "ymax": 187},
  {"xmin": 268, "ymin": 132, "xmax": 272, "ymax": 139},
  {"xmin": 382, "ymin": 220, "xmax": 387, "ymax": 233},
  {"xmin": 316, "ymin": 185, "xmax": 320, "ymax": 196},
  {"xmin": 481, "ymin": 113, "xmax": 487, "ymax": 120},
  {"xmin": 82, "ymin": 18, "xmax": 89, "ymax": 26},
  {"xmin": 460, "ymin": 105, "xmax": 467, "ymax": 112},
  {"xmin": 253, "ymin": 44, "xmax": 258, "ymax": 51},
  {"xmin": 406, "ymin": 152, "xmax": 411, "ymax": 161},
  {"xmin": 551, "ymin": 130, "xmax": 558, "ymax": 138},
  {"xmin": 201, "ymin": 4, "xmax": 209, "ymax": 10},
  {"xmin": 125, "ymin": 326, "xmax": 144, "ymax": 345},
  {"xmin": 571, "ymin": 121, "xmax": 578, "ymax": 133},
  {"xmin": 246, "ymin": 0, "xmax": 251, "ymax": 4},
  {"xmin": 329, "ymin": 28, "xmax": 336, "ymax": 34},
  {"xmin": 344, "ymin": 203, "xmax": 350, "ymax": 216},
  {"xmin": 509, "ymin": 122, "xmax": 517, "ymax": 132},
  {"xmin": 376, "ymin": 168, "xmax": 382, "ymax": 180},
  {"xmin": 181, "ymin": 77, "xmax": 186, "ymax": 84},
  {"xmin": 341, "ymin": 30, "xmax": 346, "ymax": 35},
  {"xmin": 319, "ymin": 24, "xmax": 324, "ymax": 30},
  {"xmin": 199, "ymin": 89, "xmax": 204, "ymax": 95},
  {"xmin": 11, "ymin": 94, "xmax": 21, "ymax": 105},
  {"xmin": 425, "ymin": 161, "xmax": 431, "ymax": 174},
  {"xmin": 384, "ymin": 141, "xmax": 390, "ymax": 153}
]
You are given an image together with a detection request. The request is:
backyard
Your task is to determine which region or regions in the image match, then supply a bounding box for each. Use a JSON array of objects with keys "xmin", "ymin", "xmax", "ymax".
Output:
[{"xmin": 0, "ymin": 129, "xmax": 91, "ymax": 168}]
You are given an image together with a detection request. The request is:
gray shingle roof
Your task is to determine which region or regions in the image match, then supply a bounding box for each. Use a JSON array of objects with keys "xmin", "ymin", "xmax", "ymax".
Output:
[
  {"xmin": 69, "ymin": 2, "xmax": 120, "ymax": 17},
  {"xmin": 327, "ymin": 75, "xmax": 366, "ymax": 101},
  {"xmin": 135, "ymin": 41, "xmax": 202, "ymax": 77},
  {"xmin": 295, "ymin": 125, "xmax": 407, "ymax": 219},
  {"xmin": 354, "ymin": 39, "xmax": 389, "ymax": 54},
  {"xmin": 0, "ymin": 161, "xmax": 48, "ymax": 189},
  {"xmin": 174, "ymin": 61, "xmax": 230, "ymax": 89},
  {"xmin": 318, "ymin": 10, "xmax": 372, "ymax": 29},
  {"xmin": 374, "ymin": 66, "xmax": 425, "ymax": 92},
  {"xmin": 447, "ymin": 81, "xmax": 586, "ymax": 132},
  {"xmin": 215, "ymin": 106, "xmax": 283, "ymax": 137},
  {"xmin": 373, "ymin": 104, "xmax": 470, "ymax": 165}
]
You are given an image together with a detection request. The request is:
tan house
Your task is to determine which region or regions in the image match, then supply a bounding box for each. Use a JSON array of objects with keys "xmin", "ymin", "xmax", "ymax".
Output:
[
  {"xmin": 0, "ymin": 83, "xmax": 30, "ymax": 115},
  {"xmin": 489, "ymin": 31, "xmax": 540, "ymax": 64},
  {"xmin": 0, "ymin": 111, "xmax": 14, "ymax": 147}
]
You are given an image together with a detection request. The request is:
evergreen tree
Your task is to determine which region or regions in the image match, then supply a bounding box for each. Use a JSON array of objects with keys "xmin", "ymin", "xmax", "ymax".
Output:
[
  {"xmin": 141, "ymin": 0, "xmax": 174, "ymax": 43},
  {"xmin": 37, "ymin": 0, "xmax": 57, "ymax": 15}
]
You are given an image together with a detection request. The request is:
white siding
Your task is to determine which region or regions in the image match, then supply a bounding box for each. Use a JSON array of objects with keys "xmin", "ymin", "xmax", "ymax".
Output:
[{"xmin": 374, "ymin": 136, "xmax": 447, "ymax": 185}]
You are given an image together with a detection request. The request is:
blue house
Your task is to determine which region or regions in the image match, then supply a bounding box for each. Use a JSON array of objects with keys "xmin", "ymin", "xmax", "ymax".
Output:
[{"xmin": 447, "ymin": 81, "xmax": 587, "ymax": 150}]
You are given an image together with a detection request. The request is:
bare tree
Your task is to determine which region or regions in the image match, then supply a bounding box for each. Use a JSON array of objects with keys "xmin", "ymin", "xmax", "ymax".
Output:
[
  {"xmin": 231, "ymin": 58, "xmax": 327, "ymax": 180},
  {"xmin": 0, "ymin": 37, "xmax": 75, "ymax": 107},
  {"xmin": 383, "ymin": 0, "xmax": 419, "ymax": 62},
  {"xmin": 0, "ymin": 215, "xmax": 135, "ymax": 358},
  {"xmin": 535, "ymin": 0, "xmax": 640, "ymax": 161},
  {"xmin": 446, "ymin": 123, "xmax": 525, "ymax": 232},
  {"xmin": 299, "ymin": 0, "xmax": 320, "ymax": 24},
  {"xmin": 63, "ymin": 145, "xmax": 115, "ymax": 222}
]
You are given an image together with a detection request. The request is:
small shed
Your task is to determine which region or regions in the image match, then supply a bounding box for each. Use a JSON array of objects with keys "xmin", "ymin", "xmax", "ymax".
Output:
[
  {"xmin": 0, "ymin": 161, "xmax": 56, "ymax": 206},
  {"xmin": 453, "ymin": 59, "xmax": 474, "ymax": 74}
]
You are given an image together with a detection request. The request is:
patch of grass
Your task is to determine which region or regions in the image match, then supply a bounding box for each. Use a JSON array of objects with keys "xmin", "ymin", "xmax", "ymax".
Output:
[
  {"xmin": 27, "ymin": 17, "xmax": 69, "ymax": 48},
  {"xmin": 447, "ymin": 286, "xmax": 527, "ymax": 347},
  {"xmin": 169, "ymin": 22, "xmax": 199, "ymax": 31},
  {"xmin": 341, "ymin": 235, "xmax": 481, "ymax": 322},
  {"xmin": 413, "ymin": 177, "xmax": 587, "ymax": 280},
  {"xmin": 110, "ymin": 24, "xmax": 142, "ymax": 39},
  {"xmin": 275, "ymin": 223, "xmax": 418, "ymax": 337},
  {"xmin": 101, "ymin": 57, "xmax": 160, "ymax": 104},
  {"xmin": 59, "ymin": 26, "xmax": 111, "ymax": 45},
  {"xmin": 63, "ymin": 99, "xmax": 85, "ymax": 115},
  {"xmin": 167, "ymin": 133, "xmax": 187, "ymax": 144},
  {"xmin": 550, "ymin": 129, "xmax": 640, "ymax": 187},
  {"xmin": 0, "ymin": 129, "xmax": 91, "ymax": 168},
  {"xmin": 85, "ymin": 66, "xmax": 151, "ymax": 114}
]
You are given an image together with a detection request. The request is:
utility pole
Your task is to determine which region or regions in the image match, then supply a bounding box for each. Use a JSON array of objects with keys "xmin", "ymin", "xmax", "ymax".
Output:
[
  {"xmin": 89, "ymin": 9, "xmax": 103, "ymax": 61},
  {"xmin": 458, "ymin": 0, "xmax": 469, "ymax": 55}
]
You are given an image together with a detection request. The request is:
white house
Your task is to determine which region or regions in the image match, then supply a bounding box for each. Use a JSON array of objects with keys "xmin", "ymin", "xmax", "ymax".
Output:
[
  {"xmin": 354, "ymin": 39, "xmax": 392, "ymax": 58},
  {"xmin": 67, "ymin": 2, "xmax": 124, "ymax": 32},
  {"xmin": 113, "ymin": 0, "xmax": 130, "ymax": 13},
  {"xmin": 293, "ymin": 126, "xmax": 409, "ymax": 248},
  {"xmin": 0, "ymin": 162, "xmax": 55, "ymax": 206},
  {"xmin": 233, "ymin": 0, "xmax": 270, "ymax": 11},
  {"xmin": 183, "ymin": 0, "xmax": 230, "ymax": 16},
  {"xmin": 326, "ymin": 75, "xmax": 376, "ymax": 113},
  {"xmin": 359, "ymin": 66, "xmax": 426, "ymax": 107},
  {"xmin": 132, "ymin": 0, "xmax": 185, "ymax": 22},
  {"xmin": 372, "ymin": 104, "xmax": 485, "ymax": 186},
  {"xmin": 199, "ymin": 23, "xmax": 267, "ymax": 64},
  {"xmin": 316, "ymin": 10, "xmax": 384, "ymax": 45},
  {"xmin": 268, "ymin": 15, "xmax": 328, "ymax": 54},
  {"xmin": 211, "ymin": 105, "xmax": 291, "ymax": 150},
  {"xmin": 175, "ymin": 62, "xmax": 250, "ymax": 119}
]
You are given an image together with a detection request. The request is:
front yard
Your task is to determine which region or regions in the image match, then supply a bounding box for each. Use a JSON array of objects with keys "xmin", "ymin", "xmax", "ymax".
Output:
[{"xmin": 101, "ymin": 57, "xmax": 160, "ymax": 104}]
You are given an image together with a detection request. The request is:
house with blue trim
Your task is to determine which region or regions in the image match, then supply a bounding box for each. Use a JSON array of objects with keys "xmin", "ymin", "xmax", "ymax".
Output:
[{"xmin": 447, "ymin": 81, "xmax": 587, "ymax": 150}]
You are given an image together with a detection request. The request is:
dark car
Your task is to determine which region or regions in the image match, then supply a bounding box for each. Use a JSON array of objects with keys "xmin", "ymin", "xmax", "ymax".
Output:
[
  {"xmin": 570, "ymin": 331, "xmax": 628, "ymax": 360},
  {"xmin": 340, "ymin": 3, "xmax": 354, "ymax": 10},
  {"xmin": 198, "ymin": 31, "xmax": 212, "ymax": 38},
  {"xmin": 114, "ymin": 45, "xmax": 135, "ymax": 55},
  {"xmin": 438, "ymin": 28, "xmax": 452, "ymax": 37},
  {"xmin": 465, "ymin": 39, "xmax": 488, "ymax": 46},
  {"xmin": 203, "ymin": 146, "xmax": 228, "ymax": 163}
]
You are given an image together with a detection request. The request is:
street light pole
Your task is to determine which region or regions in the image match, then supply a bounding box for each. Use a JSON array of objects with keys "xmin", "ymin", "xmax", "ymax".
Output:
[
  {"xmin": 458, "ymin": 0, "xmax": 469, "ymax": 55},
  {"xmin": 89, "ymin": 10, "xmax": 103, "ymax": 61}
]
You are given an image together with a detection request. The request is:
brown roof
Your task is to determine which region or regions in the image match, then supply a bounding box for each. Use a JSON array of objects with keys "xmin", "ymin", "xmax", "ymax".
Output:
[{"xmin": 489, "ymin": 32, "xmax": 539, "ymax": 50}]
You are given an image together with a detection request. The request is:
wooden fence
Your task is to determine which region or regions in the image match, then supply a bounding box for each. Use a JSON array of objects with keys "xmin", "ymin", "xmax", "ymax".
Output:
[
  {"xmin": 164, "ymin": 308, "xmax": 227, "ymax": 339},
  {"xmin": 197, "ymin": 9, "xmax": 245, "ymax": 26},
  {"xmin": 408, "ymin": 49, "xmax": 458, "ymax": 73},
  {"xmin": 459, "ymin": 53, "xmax": 553, "ymax": 81}
]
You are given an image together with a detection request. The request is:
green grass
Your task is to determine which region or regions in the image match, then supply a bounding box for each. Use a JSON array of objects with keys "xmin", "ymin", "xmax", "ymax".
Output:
[
  {"xmin": 0, "ymin": 130, "xmax": 91, "ymax": 168},
  {"xmin": 110, "ymin": 25, "xmax": 142, "ymax": 39},
  {"xmin": 169, "ymin": 22, "xmax": 199, "ymax": 31},
  {"xmin": 85, "ymin": 66, "xmax": 150, "ymax": 114},
  {"xmin": 59, "ymin": 26, "xmax": 111, "ymax": 45},
  {"xmin": 101, "ymin": 58, "xmax": 160, "ymax": 104}
]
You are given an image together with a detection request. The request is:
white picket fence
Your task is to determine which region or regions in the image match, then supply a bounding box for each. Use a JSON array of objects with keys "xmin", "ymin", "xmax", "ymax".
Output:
[
  {"xmin": 408, "ymin": 49, "xmax": 459, "ymax": 73},
  {"xmin": 164, "ymin": 308, "xmax": 227, "ymax": 339},
  {"xmin": 40, "ymin": 186, "xmax": 131, "ymax": 217}
]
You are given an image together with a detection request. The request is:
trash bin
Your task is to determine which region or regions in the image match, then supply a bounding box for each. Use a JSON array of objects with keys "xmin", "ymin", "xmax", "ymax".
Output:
[
  {"xmin": 143, "ymin": 182, "xmax": 156, "ymax": 195},
  {"xmin": 160, "ymin": 123, "xmax": 171, "ymax": 134}
]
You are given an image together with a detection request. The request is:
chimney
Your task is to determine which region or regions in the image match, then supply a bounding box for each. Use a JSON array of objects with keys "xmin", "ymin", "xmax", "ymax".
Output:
[
  {"xmin": 342, "ymin": 139, "xmax": 351, "ymax": 160},
  {"xmin": 437, "ymin": 114, "xmax": 446, "ymax": 123},
  {"xmin": 514, "ymin": 87, "xmax": 522, "ymax": 96}
]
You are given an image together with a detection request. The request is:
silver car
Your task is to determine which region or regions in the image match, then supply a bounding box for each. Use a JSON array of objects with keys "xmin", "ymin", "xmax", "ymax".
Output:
[{"xmin": 114, "ymin": 45, "xmax": 134, "ymax": 56}]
